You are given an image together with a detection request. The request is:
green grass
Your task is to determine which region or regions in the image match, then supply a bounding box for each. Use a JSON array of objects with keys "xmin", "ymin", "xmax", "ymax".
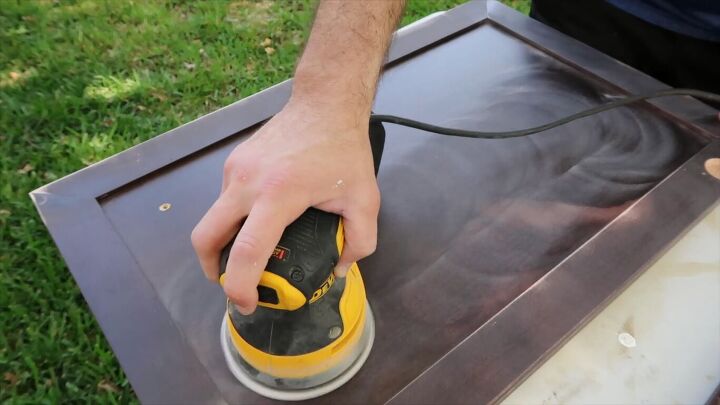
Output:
[{"xmin": 0, "ymin": 0, "xmax": 530, "ymax": 402}]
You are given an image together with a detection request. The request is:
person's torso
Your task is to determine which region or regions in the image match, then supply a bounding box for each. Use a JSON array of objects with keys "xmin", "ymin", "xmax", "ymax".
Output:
[{"xmin": 606, "ymin": 0, "xmax": 720, "ymax": 41}]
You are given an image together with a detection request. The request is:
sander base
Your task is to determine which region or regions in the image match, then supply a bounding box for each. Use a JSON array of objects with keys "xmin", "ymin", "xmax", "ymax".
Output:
[{"xmin": 220, "ymin": 304, "xmax": 375, "ymax": 401}]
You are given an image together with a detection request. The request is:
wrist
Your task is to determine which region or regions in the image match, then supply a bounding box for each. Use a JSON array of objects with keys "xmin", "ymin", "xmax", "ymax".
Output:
[
  {"xmin": 288, "ymin": 82, "xmax": 372, "ymax": 127},
  {"xmin": 292, "ymin": 66, "xmax": 375, "ymax": 113}
]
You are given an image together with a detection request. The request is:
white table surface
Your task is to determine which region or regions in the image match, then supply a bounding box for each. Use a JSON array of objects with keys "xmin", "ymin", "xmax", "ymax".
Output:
[{"xmin": 503, "ymin": 204, "xmax": 720, "ymax": 404}]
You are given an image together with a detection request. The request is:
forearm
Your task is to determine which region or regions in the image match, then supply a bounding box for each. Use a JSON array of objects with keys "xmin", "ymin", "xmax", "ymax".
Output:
[
  {"xmin": 291, "ymin": 0, "xmax": 406, "ymax": 121},
  {"xmin": 195, "ymin": 0, "xmax": 402, "ymax": 307}
]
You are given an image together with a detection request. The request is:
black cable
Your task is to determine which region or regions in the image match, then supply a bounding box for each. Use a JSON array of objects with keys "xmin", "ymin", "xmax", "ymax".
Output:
[{"xmin": 370, "ymin": 88, "xmax": 720, "ymax": 139}]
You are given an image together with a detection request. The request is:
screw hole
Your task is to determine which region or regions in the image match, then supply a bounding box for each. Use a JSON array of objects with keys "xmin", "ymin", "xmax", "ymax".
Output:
[{"xmin": 704, "ymin": 158, "xmax": 720, "ymax": 180}]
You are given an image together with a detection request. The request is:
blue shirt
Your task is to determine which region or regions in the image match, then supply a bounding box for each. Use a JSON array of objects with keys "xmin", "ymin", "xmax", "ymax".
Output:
[{"xmin": 607, "ymin": 0, "xmax": 720, "ymax": 41}]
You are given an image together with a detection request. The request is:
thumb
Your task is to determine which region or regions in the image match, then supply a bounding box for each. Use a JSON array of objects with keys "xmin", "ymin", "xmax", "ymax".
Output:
[{"xmin": 334, "ymin": 199, "xmax": 380, "ymax": 277}]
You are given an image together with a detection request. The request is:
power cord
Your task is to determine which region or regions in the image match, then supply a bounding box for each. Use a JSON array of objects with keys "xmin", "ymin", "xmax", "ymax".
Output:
[{"xmin": 370, "ymin": 88, "xmax": 720, "ymax": 139}]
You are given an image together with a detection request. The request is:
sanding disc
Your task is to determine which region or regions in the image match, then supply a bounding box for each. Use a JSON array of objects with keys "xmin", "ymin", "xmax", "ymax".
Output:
[{"xmin": 220, "ymin": 304, "xmax": 375, "ymax": 401}]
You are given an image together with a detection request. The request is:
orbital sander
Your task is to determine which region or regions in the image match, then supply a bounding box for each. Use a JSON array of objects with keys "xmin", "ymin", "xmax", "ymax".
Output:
[
  {"xmin": 215, "ymin": 88, "xmax": 720, "ymax": 400},
  {"xmin": 218, "ymin": 120, "xmax": 385, "ymax": 401}
]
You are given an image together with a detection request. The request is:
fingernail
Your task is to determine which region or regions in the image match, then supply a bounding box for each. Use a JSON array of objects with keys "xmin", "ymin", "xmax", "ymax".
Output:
[
  {"xmin": 234, "ymin": 304, "xmax": 254, "ymax": 315},
  {"xmin": 334, "ymin": 264, "xmax": 350, "ymax": 278}
]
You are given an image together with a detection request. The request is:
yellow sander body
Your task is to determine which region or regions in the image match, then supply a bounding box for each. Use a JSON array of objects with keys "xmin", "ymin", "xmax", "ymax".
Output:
[
  {"xmin": 219, "ymin": 211, "xmax": 375, "ymax": 401},
  {"xmin": 218, "ymin": 120, "xmax": 383, "ymax": 400}
]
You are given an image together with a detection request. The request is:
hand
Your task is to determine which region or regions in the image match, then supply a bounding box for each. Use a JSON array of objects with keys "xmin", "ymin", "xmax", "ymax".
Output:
[{"xmin": 191, "ymin": 98, "xmax": 380, "ymax": 314}]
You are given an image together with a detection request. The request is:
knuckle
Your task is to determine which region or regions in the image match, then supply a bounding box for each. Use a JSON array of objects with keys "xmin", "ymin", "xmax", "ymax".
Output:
[
  {"xmin": 368, "ymin": 186, "xmax": 381, "ymax": 210},
  {"xmin": 222, "ymin": 158, "xmax": 236, "ymax": 178},
  {"xmin": 223, "ymin": 159, "xmax": 252, "ymax": 184},
  {"xmin": 355, "ymin": 234, "xmax": 378, "ymax": 257},
  {"xmin": 259, "ymin": 170, "xmax": 293, "ymax": 196},
  {"xmin": 190, "ymin": 226, "xmax": 211, "ymax": 254},
  {"xmin": 230, "ymin": 234, "xmax": 262, "ymax": 260},
  {"xmin": 355, "ymin": 182, "xmax": 381, "ymax": 213}
]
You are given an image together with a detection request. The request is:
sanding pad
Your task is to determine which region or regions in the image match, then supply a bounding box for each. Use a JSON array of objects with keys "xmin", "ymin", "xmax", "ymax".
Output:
[{"xmin": 220, "ymin": 304, "xmax": 375, "ymax": 401}]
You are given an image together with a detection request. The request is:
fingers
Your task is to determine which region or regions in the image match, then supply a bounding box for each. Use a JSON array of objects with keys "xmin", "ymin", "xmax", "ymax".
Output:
[
  {"xmin": 191, "ymin": 185, "xmax": 251, "ymax": 281},
  {"xmin": 223, "ymin": 196, "xmax": 306, "ymax": 314},
  {"xmin": 334, "ymin": 189, "xmax": 381, "ymax": 277}
]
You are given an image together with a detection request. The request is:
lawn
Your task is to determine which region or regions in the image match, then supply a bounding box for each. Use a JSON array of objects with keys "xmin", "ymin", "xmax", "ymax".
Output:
[{"xmin": 0, "ymin": 0, "xmax": 530, "ymax": 402}]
